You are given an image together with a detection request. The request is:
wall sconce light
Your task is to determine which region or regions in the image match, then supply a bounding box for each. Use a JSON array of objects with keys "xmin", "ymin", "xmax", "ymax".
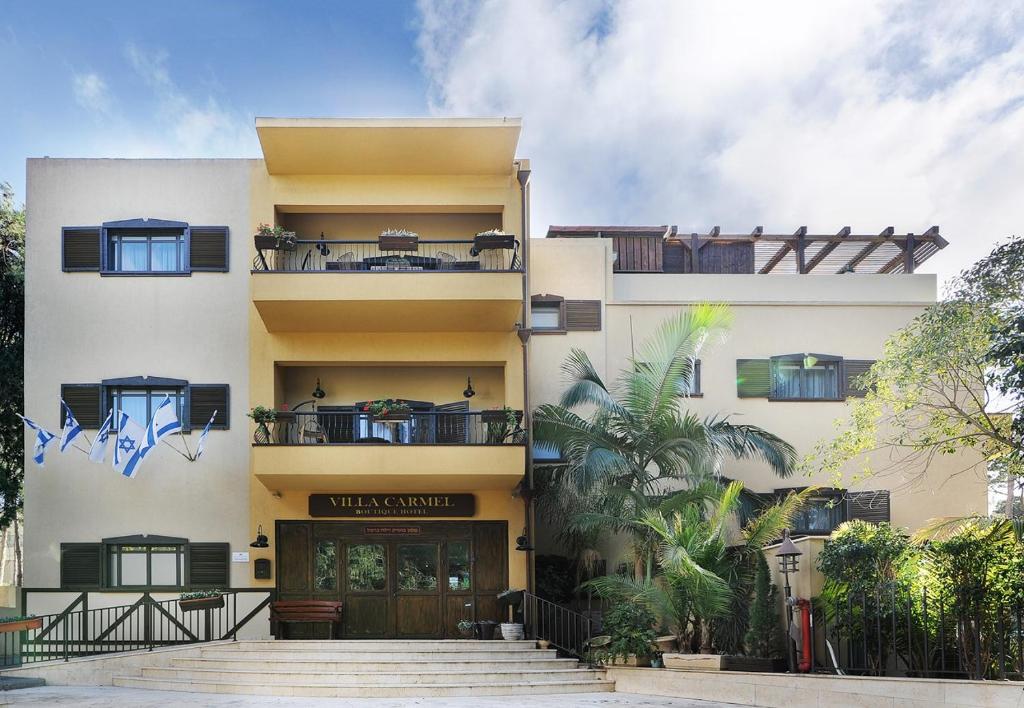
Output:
[
  {"xmin": 802, "ymin": 354, "xmax": 818, "ymax": 369},
  {"xmin": 515, "ymin": 529, "xmax": 533, "ymax": 552},
  {"xmin": 312, "ymin": 378, "xmax": 326, "ymax": 400},
  {"xmin": 249, "ymin": 524, "xmax": 270, "ymax": 548},
  {"xmin": 463, "ymin": 377, "xmax": 476, "ymax": 399}
]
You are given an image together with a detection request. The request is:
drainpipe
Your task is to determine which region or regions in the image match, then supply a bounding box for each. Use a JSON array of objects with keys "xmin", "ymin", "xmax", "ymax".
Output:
[{"xmin": 516, "ymin": 164, "xmax": 534, "ymax": 594}]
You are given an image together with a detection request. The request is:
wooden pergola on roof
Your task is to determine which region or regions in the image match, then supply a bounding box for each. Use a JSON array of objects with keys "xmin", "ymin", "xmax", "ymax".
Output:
[{"xmin": 545, "ymin": 225, "xmax": 947, "ymax": 274}]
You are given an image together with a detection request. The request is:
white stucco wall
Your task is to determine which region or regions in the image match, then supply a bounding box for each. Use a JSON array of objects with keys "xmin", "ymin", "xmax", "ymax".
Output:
[{"xmin": 23, "ymin": 158, "xmax": 255, "ymax": 590}]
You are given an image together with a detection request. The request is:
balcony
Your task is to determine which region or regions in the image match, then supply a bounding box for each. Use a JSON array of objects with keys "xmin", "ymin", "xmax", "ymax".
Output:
[
  {"xmin": 251, "ymin": 236, "xmax": 524, "ymax": 332},
  {"xmin": 251, "ymin": 410, "xmax": 526, "ymax": 492}
]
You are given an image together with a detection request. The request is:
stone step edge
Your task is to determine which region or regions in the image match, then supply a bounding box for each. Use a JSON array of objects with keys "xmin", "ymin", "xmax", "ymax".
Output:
[
  {"xmin": 145, "ymin": 667, "xmax": 598, "ymax": 678},
  {"xmin": 114, "ymin": 676, "xmax": 614, "ymax": 689},
  {"xmin": 177, "ymin": 657, "xmax": 578, "ymax": 664}
]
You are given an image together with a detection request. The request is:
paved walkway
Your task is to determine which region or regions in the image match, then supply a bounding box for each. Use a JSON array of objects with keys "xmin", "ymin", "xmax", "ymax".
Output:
[{"xmin": 0, "ymin": 686, "xmax": 746, "ymax": 707}]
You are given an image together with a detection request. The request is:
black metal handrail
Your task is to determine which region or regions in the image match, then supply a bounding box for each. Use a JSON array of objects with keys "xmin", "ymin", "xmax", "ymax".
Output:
[
  {"xmin": 259, "ymin": 410, "xmax": 526, "ymax": 446},
  {"xmin": 522, "ymin": 591, "xmax": 594, "ymax": 660},
  {"xmin": 253, "ymin": 238, "xmax": 521, "ymax": 273},
  {"xmin": 2, "ymin": 589, "xmax": 274, "ymax": 668}
]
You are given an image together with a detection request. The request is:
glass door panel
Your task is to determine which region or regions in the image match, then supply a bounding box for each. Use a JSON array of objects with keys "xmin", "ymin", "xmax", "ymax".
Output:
[
  {"xmin": 395, "ymin": 543, "xmax": 441, "ymax": 637},
  {"xmin": 345, "ymin": 543, "xmax": 388, "ymax": 637}
]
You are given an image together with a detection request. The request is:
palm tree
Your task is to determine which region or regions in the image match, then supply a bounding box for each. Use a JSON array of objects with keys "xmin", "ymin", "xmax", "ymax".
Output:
[
  {"xmin": 585, "ymin": 483, "xmax": 813, "ymax": 652},
  {"xmin": 534, "ymin": 304, "xmax": 798, "ymax": 578}
]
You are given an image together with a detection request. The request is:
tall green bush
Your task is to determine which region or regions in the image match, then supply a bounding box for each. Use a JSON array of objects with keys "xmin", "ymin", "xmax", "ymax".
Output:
[
  {"xmin": 745, "ymin": 554, "xmax": 783, "ymax": 658},
  {"xmin": 596, "ymin": 601, "xmax": 657, "ymax": 663}
]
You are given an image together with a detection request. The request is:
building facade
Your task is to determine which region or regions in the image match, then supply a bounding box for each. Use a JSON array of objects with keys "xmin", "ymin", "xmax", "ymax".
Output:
[{"xmin": 21, "ymin": 118, "xmax": 987, "ymax": 638}]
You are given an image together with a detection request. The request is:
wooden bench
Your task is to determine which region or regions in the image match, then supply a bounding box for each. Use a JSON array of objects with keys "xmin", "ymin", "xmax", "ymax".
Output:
[{"xmin": 270, "ymin": 600, "xmax": 343, "ymax": 639}]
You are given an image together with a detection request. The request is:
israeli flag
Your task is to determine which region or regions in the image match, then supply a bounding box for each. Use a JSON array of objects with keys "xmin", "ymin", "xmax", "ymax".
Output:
[
  {"xmin": 89, "ymin": 410, "xmax": 114, "ymax": 463},
  {"xmin": 194, "ymin": 410, "xmax": 218, "ymax": 460},
  {"xmin": 59, "ymin": 400, "xmax": 85, "ymax": 453},
  {"xmin": 142, "ymin": 395, "xmax": 182, "ymax": 459},
  {"xmin": 17, "ymin": 415, "xmax": 57, "ymax": 467},
  {"xmin": 113, "ymin": 412, "xmax": 148, "ymax": 478}
]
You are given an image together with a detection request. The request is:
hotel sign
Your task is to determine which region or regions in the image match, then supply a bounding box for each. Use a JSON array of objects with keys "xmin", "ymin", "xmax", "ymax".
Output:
[{"xmin": 308, "ymin": 493, "xmax": 475, "ymax": 518}]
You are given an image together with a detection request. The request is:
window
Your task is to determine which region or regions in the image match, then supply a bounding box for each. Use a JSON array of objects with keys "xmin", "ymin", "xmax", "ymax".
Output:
[
  {"xmin": 107, "ymin": 231, "xmax": 186, "ymax": 273},
  {"xmin": 531, "ymin": 296, "xmax": 564, "ymax": 332},
  {"xmin": 532, "ymin": 441, "xmax": 563, "ymax": 463},
  {"xmin": 107, "ymin": 543, "xmax": 186, "ymax": 589},
  {"xmin": 770, "ymin": 354, "xmax": 841, "ymax": 401},
  {"xmin": 109, "ymin": 387, "xmax": 184, "ymax": 427},
  {"xmin": 781, "ymin": 490, "xmax": 846, "ymax": 534}
]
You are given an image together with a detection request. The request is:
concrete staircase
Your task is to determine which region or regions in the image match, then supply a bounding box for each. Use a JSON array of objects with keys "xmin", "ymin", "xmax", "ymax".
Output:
[{"xmin": 112, "ymin": 640, "xmax": 613, "ymax": 697}]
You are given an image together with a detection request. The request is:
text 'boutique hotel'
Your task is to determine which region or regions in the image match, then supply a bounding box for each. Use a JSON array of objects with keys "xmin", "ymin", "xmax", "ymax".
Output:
[{"xmin": 22, "ymin": 118, "xmax": 986, "ymax": 638}]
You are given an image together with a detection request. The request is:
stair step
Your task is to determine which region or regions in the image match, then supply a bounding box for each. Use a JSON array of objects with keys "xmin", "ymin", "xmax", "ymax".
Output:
[
  {"xmin": 173, "ymin": 657, "xmax": 580, "ymax": 671},
  {"xmin": 112, "ymin": 676, "xmax": 616, "ymax": 697},
  {"xmin": 198, "ymin": 649, "xmax": 558, "ymax": 661},
  {"xmin": 220, "ymin": 640, "xmax": 539, "ymax": 651},
  {"xmin": 142, "ymin": 666, "xmax": 602, "ymax": 685}
]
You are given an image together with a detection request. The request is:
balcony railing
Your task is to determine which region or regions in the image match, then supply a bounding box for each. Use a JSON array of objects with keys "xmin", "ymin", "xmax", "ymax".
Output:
[
  {"xmin": 258, "ymin": 410, "xmax": 526, "ymax": 445},
  {"xmin": 252, "ymin": 239, "xmax": 521, "ymax": 273}
]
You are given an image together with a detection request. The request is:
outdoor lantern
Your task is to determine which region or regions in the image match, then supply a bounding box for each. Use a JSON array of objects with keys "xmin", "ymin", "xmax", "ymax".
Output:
[
  {"xmin": 515, "ymin": 531, "xmax": 533, "ymax": 552},
  {"xmin": 463, "ymin": 377, "xmax": 476, "ymax": 399},
  {"xmin": 802, "ymin": 354, "xmax": 818, "ymax": 369},
  {"xmin": 249, "ymin": 524, "xmax": 270, "ymax": 549},
  {"xmin": 776, "ymin": 528, "xmax": 802, "ymax": 575},
  {"xmin": 312, "ymin": 378, "xmax": 326, "ymax": 400}
]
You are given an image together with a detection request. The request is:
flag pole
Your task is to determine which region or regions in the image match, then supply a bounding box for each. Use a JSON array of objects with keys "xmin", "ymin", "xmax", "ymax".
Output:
[
  {"xmin": 177, "ymin": 428, "xmax": 194, "ymax": 462},
  {"xmin": 159, "ymin": 438, "xmax": 192, "ymax": 461}
]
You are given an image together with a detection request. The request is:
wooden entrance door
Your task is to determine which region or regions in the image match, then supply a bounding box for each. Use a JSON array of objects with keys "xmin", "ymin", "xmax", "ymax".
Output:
[
  {"xmin": 394, "ymin": 542, "xmax": 441, "ymax": 637},
  {"xmin": 275, "ymin": 520, "xmax": 508, "ymax": 639}
]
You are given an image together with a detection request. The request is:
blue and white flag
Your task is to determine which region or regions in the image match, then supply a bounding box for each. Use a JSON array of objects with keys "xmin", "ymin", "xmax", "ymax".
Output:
[
  {"xmin": 113, "ymin": 412, "xmax": 148, "ymax": 478},
  {"xmin": 142, "ymin": 395, "xmax": 182, "ymax": 459},
  {"xmin": 194, "ymin": 410, "xmax": 218, "ymax": 460},
  {"xmin": 89, "ymin": 410, "xmax": 114, "ymax": 463},
  {"xmin": 59, "ymin": 399, "xmax": 85, "ymax": 453},
  {"xmin": 17, "ymin": 415, "xmax": 57, "ymax": 467}
]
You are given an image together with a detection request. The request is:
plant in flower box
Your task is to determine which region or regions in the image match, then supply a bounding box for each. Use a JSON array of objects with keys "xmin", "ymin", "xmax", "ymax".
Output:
[
  {"xmin": 0, "ymin": 615, "xmax": 42, "ymax": 633},
  {"xmin": 483, "ymin": 406, "xmax": 520, "ymax": 443},
  {"xmin": 364, "ymin": 399, "xmax": 412, "ymax": 421},
  {"xmin": 247, "ymin": 406, "xmax": 277, "ymax": 443},
  {"xmin": 179, "ymin": 589, "xmax": 225, "ymax": 612},
  {"xmin": 254, "ymin": 223, "xmax": 297, "ymax": 251}
]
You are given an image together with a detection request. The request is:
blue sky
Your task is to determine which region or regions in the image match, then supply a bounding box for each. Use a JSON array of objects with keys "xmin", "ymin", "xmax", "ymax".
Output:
[
  {"xmin": 4, "ymin": 1, "xmax": 1024, "ymax": 284},
  {"xmin": 0, "ymin": 0, "xmax": 429, "ymax": 198}
]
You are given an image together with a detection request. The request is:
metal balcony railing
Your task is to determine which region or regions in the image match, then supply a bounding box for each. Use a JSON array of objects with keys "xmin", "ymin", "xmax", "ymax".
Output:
[
  {"xmin": 258, "ymin": 410, "xmax": 526, "ymax": 445},
  {"xmin": 252, "ymin": 238, "xmax": 521, "ymax": 273}
]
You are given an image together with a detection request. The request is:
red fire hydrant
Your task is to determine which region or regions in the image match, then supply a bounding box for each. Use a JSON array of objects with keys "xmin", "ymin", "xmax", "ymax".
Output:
[{"xmin": 796, "ymin": 598, "xmax": 812, "ymax": 672}]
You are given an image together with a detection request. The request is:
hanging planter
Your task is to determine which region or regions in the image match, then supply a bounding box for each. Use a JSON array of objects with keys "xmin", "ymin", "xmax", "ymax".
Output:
[
  {"xmin": 364, "ymin": 399, "xmax": 413, "ymax": 421},
  {"xmin": 179, "ymin": 591, "xmax": 225, "ymax": 612},
  {"xmin": 0, "ymin": 616, "xmax": 41, "ymax": 633},
  {"xmin": 254, "ymin": 224, "xmax": 297, "ymax": 251}
]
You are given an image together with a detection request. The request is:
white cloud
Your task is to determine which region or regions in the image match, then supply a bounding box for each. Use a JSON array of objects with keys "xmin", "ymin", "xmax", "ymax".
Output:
[
  {"xmin": 72, "ymin": 72, "xmax": 111, "ymax": 115},
  {"xmin": 415, "ymin": 0, "xmax": 1024, "ymax": 284}
]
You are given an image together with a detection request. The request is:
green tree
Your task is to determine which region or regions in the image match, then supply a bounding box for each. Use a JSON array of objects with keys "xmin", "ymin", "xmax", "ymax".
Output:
[
  {"xmin": 814, "ymin": 237, "xmax": 1024, "ymax": 512},
  {"xmin": 0, "ymin": 183, "xmax": 25, "ymax": 542},
  {"xmin": 744, "ymin": 554, "xmax": 783, "ymax": 659},
  {"xmin": 584, "ymin": 482, "xmax": 811, "ymax": 653},
  {"xmin": 535, "ymin": 304, "xmax": 797, "ymax": 580}
]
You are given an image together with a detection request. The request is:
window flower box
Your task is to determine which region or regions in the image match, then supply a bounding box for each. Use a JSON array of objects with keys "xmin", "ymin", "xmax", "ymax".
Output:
[
  {"xmin": 179, "ymin": 593, "xmax": 225, "ymax": 612},
  {"xmin": 0, "ymin": 617, "xmax": 42, "ymax": 633}
]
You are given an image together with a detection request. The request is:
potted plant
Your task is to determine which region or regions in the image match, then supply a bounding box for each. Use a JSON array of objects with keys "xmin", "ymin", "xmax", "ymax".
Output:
[
  {"xmin": 457, "ymin": 619, "xmax": 475, "ymax": 638},
  {"xmin": 179, "ymin": 589, "xmax": 225, "ymax": 612},
  {"xmin": 247, "ymin": 406, "xmax": 277, "ymax": 443},
  {"xmin": 594, "ymin": 601, "xmax": 656, "ymax": 667},
  {"xmin": 474, "ymin": 620, "xmax": 498, "ymax": 640},
  {"xmin": 727, "ymin": 554, "xmax": 787, "ymax": 673},
  {"xmin": 537, "ymin": 638, "xmax": 552, "ymax": 650},
  {"xmin": 379, "ymin": 228, "xmax": 418, "ymax": 251},
  {"xmin": 0, "ymin": 615, "xmax": 41, "ymax": 633},
  {"xmin": 254, "ymin": 223, "xmax": 297, "ymax": 251},
  {"xmin": 500, "ymin": 621, "xmax": 524, "ymax": 640},
  {"xmin": 483, "ymin": 407, "xmax": 519, "ymax": 443},
  {"xmin": 363, "ymin": 399, "xmax": 413, "ymax": 421},
  {"xmin": 472, "ymin": 228, "xmax": 515, "ymax": 253}
]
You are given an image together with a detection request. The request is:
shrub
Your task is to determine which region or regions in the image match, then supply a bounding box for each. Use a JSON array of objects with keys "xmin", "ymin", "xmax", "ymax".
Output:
[
  {"xmin": 745, "ymin": 554, "xmax": 783, "ymax": 658},
  {"xmin": 597, "ymin": 601, "xmax": 657, "ymax": 663}
]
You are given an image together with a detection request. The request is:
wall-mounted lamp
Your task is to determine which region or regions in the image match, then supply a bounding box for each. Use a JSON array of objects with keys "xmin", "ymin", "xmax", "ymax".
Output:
[
  {"xmin": 312, "ymin": 378, "xmax": 326, "ymax": 400},
  {"xmin": 249, "ymin": 524, "xmax": 270, "ymax": 549},
  {"xmin": 463, "ymin": 377, "xmax": 476, "ymax": 399},
  {"xmin": 515, "ymin": 529, "xmax": 533, "ymax": 552},
  {"xmin": 802, "ymin": 354, "xmax": 819, "ymax": 369}
]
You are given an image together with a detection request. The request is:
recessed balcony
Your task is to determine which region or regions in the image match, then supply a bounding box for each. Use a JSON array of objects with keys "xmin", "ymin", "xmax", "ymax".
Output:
[
  {"xmin": 251, "ymin": 235, "xmax": 523, "ymax": 332},
  {"xmin": 251, "ymin": 410, "xmax": 526, "ymax": 492}
]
